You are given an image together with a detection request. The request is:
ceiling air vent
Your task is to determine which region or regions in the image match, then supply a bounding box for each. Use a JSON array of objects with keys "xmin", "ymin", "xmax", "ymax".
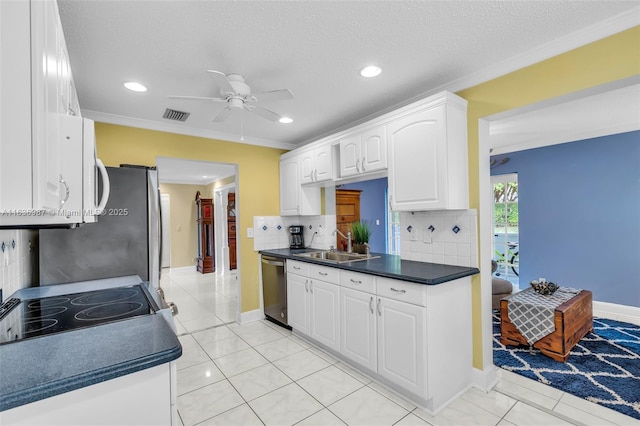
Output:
[{"xmin": 162, "ymin": 108, "xmax": 190, "ymax": 122}]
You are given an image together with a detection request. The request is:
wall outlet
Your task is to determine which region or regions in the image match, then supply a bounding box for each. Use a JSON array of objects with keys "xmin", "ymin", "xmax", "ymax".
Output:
[
  {"xmin": 410, "ymin": 230, "xmax": 418, "ymax": 241},
  {"xmin": 423, "ymin": 230, "xmax": 432, "ymax": 244}
]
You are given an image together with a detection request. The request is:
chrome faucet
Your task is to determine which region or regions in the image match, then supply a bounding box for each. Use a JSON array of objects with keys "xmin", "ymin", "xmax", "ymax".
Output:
[{"xmin": 332, "ymin": 229, "xmax": 352, "ymax": 253}]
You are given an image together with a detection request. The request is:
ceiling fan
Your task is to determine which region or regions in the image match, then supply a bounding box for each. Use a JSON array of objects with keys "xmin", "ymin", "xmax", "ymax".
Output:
[{"xmin": 169, "ymin": 70, "xmax": 294, "ymax": 122}]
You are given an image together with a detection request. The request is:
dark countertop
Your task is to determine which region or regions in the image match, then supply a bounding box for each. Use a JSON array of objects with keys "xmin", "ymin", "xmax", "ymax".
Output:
[
  {"xmin": 260, "ymin": 248, "xmax": 479, "ymax": 285},
  {"xmin": 0, "ymin": 277, "xmax": 182, "ymax": 412}
]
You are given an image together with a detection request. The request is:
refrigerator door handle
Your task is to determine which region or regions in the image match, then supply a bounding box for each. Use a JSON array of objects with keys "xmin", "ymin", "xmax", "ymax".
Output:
[
  {"xmin": 95, "ymin": 159, "xmax": 110, "ymax": 213},
  {"xmin": 157, "ymin": 189, "xmax": 163, "ymax": 282}
]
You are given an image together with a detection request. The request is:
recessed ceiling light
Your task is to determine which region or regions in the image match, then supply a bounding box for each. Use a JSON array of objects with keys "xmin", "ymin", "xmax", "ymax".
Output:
[
  {"xmin": 202, "ymin": 175, "xmax": 208, "ymax": 178},
  {"xmin": 124, "ymin": 81, "xmax": 147, "ymax": 92},
  {"xmin": 279, "ymin": 117, "xmax": 293, "ymax": 124},
  {"xmin": 360, "ymin": 65, "xmax": 382, "ymax": 78}
]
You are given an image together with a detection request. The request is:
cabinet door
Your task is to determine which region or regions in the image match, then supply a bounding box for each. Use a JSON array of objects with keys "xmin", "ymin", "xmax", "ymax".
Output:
[
  {"xmin": 314, "ymin": 145, "xmax": 333, "ymax": 182},
  {"xmin": 300, "ymin": 151, "xmax": 315, "ymax": 184},
  {"xmin": 339, "ymin": 135, "xmax": 361, "ymax": 177},
  {"xmin": 280, "ymin": 157, "xmax": 300, "ymax": 215},
  {"xmin": 377, "ymin": 296, "xmax": 427, "ymax": 399},
  {"xmin": 309, "ymin": 279, "xmax": 341, "ymax": 352},
  {"xmin": 287, "ymin": 273, "xmax": 310, "ymax": 336},
  {"xmin": 361, "ymin": 126, "xmax": 387, "ymax": 173},
  {"xmin": 340, "ymin": 287, "xmax": 377, "ymax": 372},
  {"xmin": 388, "ymin": 106, "xmax": 447, "ymax": 211},
  {"xmin": 31, "ymin": 0, "xmax": 64, "ymax": 213}
]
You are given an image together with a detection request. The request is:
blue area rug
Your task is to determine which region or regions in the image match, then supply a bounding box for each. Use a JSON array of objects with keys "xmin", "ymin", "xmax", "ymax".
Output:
[{"xmin": 493, "ymin": 313, "xmax": 640, "ymax": 420}]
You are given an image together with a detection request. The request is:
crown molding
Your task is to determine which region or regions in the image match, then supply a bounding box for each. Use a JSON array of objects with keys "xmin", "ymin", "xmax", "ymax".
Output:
[{"xmin": 82, "ymin": 110, "xmax": 297, "ymax": 151}]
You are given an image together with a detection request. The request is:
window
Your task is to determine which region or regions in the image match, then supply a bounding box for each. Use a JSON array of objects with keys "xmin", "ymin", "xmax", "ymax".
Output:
[{"xmin": 492, "ymin": 173, "xmax": 519, "ymax": 287}]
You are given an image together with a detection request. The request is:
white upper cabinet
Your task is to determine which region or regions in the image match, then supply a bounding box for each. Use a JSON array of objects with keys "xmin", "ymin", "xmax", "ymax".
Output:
[
  {"xmin": 339, "ymin": 125, "xmax": 387, "ymax": 178},
  {"xmin": 0, "ymin": 0, "xmax": 101, "ymax": 227},
  {"xmin": 280, "ymin": 155, "xmax": 320, "ymax": 216},
  {"xmin": 388, "ymin": 92, "xmax": 468, "ymax": 211},
  {"xmin": 300, "ymin": 144, "xmax": 333, "ymax": 184}
]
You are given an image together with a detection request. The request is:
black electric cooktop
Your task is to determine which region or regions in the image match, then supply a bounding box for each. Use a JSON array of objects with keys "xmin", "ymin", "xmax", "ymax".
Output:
[{"xmin": 0, "ymin": 285, "xmax": 155, "ymax": 345}]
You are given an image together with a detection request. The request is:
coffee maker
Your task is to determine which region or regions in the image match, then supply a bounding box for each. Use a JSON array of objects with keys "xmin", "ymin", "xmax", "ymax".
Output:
[{"xmin": 289, "ymin": 225, "xmax": 305, "ymax": 249}]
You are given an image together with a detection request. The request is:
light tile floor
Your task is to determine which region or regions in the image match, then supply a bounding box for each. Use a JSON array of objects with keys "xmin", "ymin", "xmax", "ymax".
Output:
[{"xmin": 162, "ymin": 269, "xmax": 640, "ymax": 426}]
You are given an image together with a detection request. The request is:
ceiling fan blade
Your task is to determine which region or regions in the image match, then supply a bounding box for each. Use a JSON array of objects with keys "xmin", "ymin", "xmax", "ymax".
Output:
[
  {"xmin": 249, "ymin": 105, "xmax": 282, "ymax": 122},
  {"xmin": 212, "ymin": 106, "xmax": 232, "ymax": 122},
  {"xmin": 169, "ymin": 95, "xmax": 227, "ymax": 102},
  {"xmin": 206, "ymin": 70, "xmax": 235, "ymax": 93},
  {"xmin": 252, "ymin": 89, "xmax": 294, "ymax": 102}
]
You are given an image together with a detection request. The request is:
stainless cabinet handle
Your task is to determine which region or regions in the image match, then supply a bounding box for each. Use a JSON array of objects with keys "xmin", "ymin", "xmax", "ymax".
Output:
[
  {"xmin": 362, "ymin": 157, "xmax": 366, "ymax": 171},
  {"xmin": 168, "ymin": 302, "xmax": 179, "ymax": 316},
  {"xmin": 318, "ymin": 271, "xmax": 328, "ymax": 276},
  {"xmin": 59, "ymin": 175, "xmax": 70, "ymax": 208},
  {"xmin": 369, "ymin": 296, "xmax": 374, "ymax": 314},
  {"xmin": 293, "ymin": 266, "xmax": 301, "ymax": 270},
  {"xmin": 310, "ymin": 281, "xmax": 313, "ymax": 293},
  {"xmin": 350, "ymin": 278, "xmax": 362, "ymax": 284},
  {"xmin": 390, "ymin": 287, "xmax": 406, "ymax": 294},
  {"xmin": 356, "ymin": 159, "xmax": 361, "ymax": 173},
  {"xmin": 377, "ymin": 298, "xmax": 382, "ymax": 316},
  {"xmin": 305, "ymin": 280, "xmax": 308, "ymax": 292}
]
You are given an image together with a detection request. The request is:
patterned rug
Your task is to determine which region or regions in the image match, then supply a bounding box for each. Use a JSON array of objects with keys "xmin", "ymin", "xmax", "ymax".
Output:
[{"xmin": 493, "ymin": 313, "xmax": 640, "ymax": 420}]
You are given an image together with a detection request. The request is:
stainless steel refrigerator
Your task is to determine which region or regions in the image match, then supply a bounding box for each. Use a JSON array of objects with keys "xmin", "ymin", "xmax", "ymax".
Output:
[{"xmin": 39, "ymin": 165, "xmax": 161, "ymax": 289}]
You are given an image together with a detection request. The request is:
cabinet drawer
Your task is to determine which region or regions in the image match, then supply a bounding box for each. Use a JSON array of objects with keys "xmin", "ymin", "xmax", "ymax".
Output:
[
  {"xmin": 287, "ymin": 260, "xmax": 309, "ymax": 276},
  {"xmin": 377, "ymin": 277, "xmax": 427, "ymax": 307},
  {"xmin": 340, "ymin": 270, "xmax": 375, "ymax": 294},
  {"xmin": 309, "ymin": 264, "xmax": 340, "ymax": 285}
]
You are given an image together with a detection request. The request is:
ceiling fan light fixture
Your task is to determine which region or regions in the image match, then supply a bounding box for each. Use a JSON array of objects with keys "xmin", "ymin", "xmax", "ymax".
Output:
[
  {"xmin": 360, "ymin": 65, "xmax": 382, "ymax": 78},
  {"xmin": 279, "ymin": 117, "xmax": 293, "ymax": 124},
  {"xmin": 124, "ymin": 81, "xmax": 147, "ymax": 92}
]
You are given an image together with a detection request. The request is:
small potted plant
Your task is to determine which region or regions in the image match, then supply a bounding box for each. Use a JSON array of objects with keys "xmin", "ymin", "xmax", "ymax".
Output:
[{"xmin": 350, "ymin": 221, "xmax": 371, "ymax": 254}]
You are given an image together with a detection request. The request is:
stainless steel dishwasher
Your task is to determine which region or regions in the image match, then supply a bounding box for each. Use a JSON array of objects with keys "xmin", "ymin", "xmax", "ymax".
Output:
[{"xmin": 261, "ymin": 255, "xmax": 289, "ymax": 328}]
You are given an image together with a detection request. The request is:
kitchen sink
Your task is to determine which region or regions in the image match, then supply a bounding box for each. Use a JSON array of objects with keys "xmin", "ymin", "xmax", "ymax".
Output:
[{"xmin": 294, "ymin": 250, "xmax": 379, "ymax": 263}]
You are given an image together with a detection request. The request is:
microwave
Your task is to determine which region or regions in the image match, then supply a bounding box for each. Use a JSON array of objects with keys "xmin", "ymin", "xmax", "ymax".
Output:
[{"xmin": 0, "ymin": 116, "xmax": 110, "ymax": 228}]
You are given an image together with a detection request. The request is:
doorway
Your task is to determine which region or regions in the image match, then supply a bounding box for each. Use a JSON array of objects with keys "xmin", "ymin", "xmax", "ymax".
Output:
[{"xmin": 491, "ymin": 173, "xmax": 519, "ymax": 288}]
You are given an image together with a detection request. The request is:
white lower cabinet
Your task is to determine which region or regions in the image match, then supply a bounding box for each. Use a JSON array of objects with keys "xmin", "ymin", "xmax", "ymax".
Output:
[
  {"xmin": 340, "ymin": 287, "xmax": 377, "ymax": 371},
  {"xmin": 309, "ymin": 279, "xmax": 341, "ymax": 352},
  {"xmin": 376, "ymin": 296, "xmax": 426, "ymax": 398},
  {"xmin": 287, "ymin": 268, "xmax": 341, "ymax": 352},
  {"xmin": 287, "ymin": 273, "xmax": 311, "ymax": 335},
  {"xmin": 287, "ymin": 260, "xmax": 471, "ymax": 415},
  {"xmin": 1, "ymin": 363, "xmax": 175, "ymax": 425}
]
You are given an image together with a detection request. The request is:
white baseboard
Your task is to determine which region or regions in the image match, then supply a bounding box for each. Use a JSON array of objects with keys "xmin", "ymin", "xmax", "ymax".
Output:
[
  {"xmin": 239, "ymin": 309, "xmax": 264, "ymax": 324},
  {"xmin": 472, "ymin": 365, "xmax": 499, "ymax": 392},
  {"xmin": 593, "ymin": 301, "xmax": 640, "ymax": 326}
]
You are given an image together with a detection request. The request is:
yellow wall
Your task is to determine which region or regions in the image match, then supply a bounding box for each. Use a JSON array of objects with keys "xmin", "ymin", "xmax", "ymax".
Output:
[
  {"xmin": 159, "ymin": 183, "xmax": 210, "ymax": 268},
  {"xmin": 95, "ymin": 123, "xmax": 287, "ymax": 312},
  {"xmin": 458, "ymin": 26, "xmax": 640, "ymax": 369}
]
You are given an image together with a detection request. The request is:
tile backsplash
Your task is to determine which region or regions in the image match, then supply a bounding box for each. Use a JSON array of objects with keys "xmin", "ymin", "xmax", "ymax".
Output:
[
  {"xmin": 0, "ymin": 229, "xmax": 38, "ymax": 301},
  {"xmin": 399, "ymin": 209, "xmax": 478, "ymax": 267},
  {"xmin": 253, "ymin": 215, "xmax": 337, "ymax": 251},
  {"xmin": 253, "ymin": 210, "xmax": 478, "ymax": 269}
]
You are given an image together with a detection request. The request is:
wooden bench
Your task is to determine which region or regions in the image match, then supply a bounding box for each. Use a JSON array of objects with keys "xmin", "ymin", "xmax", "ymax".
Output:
[{"xmin": 500, "ymin": 290, "xmax": 593, "ymax": 362}]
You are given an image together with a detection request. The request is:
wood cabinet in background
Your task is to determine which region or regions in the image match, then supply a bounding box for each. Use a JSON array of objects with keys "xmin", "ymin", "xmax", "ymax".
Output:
[
  {"xmin": 335, "ymin": 189, "xmax": 361, "ymax": 251},
  {"xmin": 196, "ymin": 195, "xmax": 214, "ymax": 274}
]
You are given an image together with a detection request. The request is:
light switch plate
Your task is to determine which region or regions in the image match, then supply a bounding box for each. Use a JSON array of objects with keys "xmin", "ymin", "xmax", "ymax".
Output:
[{"xmin": 247, "ymin": 228, "xmax": 254, "ymax": 238}]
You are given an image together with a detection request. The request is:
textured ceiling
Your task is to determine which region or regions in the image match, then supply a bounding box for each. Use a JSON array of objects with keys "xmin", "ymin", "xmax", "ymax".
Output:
[{"xmin": 58, "ymin": 1, "xmax": 639, "ymax": 150}]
